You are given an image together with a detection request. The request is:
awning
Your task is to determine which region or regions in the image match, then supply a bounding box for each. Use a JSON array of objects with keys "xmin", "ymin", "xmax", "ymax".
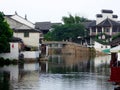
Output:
[{"xmin": 102, "ymin": 49, "xmax": 110, "ymax": 54}]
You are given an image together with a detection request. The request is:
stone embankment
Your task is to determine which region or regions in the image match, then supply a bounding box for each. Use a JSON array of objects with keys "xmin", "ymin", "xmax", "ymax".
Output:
[
  {"xmin": 47, "ymin": 42, "xmax": 95, "ymax": 57},
  {"xmin": 62, "ymin": 43, "xmax": 89, "ymax": 56}
]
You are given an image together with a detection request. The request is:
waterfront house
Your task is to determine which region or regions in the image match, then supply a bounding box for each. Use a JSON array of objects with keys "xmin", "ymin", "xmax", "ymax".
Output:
[
  {"xmin": 82, "ymin": 9, "xmax": 120, "ymax": 52},
  {"xmin": 84, "ymin": 10, "xmax": 120, "ymax": 46},
  {"xmin": 5, "ymin": 13, "xmax": 42, "ymax": 50}
]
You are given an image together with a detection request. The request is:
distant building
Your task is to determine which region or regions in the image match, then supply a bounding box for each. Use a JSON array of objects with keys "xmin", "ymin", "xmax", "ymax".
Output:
[
  {"xmin": 35, "ymin": 22, "xmax": 62, "ymax": 34},
  {"xmin": 5, "ymin": 13, "xmax": 42, "ymax": 49},
  {"xmin": 84, "ymin": 9, "xmax": 120, "ymax": 45}
]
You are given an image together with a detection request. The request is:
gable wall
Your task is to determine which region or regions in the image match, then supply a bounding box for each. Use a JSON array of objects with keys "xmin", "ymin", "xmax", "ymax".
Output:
[
  {"xmin": 96, "ymin": 12, "xmax": 117, "ymax": 24},
  {"xmin": 14, "ymin": 32, "xmax": 40, "ymax": 47}
]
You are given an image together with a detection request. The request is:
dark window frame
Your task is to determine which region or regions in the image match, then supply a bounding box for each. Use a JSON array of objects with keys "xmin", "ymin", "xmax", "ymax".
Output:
[{"xmin": 24, "ymin": 32, "xmax": 29, "ymax": 37}]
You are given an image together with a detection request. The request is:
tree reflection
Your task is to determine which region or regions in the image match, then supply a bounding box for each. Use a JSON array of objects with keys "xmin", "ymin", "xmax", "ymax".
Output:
[{"xmin": 0, "ymin": 71, "xmax": 10, "ymax": 90}]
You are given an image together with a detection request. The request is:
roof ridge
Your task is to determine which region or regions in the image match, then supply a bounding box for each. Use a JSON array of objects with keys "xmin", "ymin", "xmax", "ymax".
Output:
[
  {"xmin": 107, "ymin": 18, "xmax": 112, "ymax": 26},
  {"xmin": 9, "ymin": 17, "xmax": 34, "ymax": 29},
  {"xmin": 13, "ymin": 14, "xmax": 34, "ymax": 25},
  {"xmin": 97, "ymin": 17, "xmax": 120, "ymax": 27}
]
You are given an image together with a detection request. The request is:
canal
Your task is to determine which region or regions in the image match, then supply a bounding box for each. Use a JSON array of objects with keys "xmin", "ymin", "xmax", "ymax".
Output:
[{"xmin": 0, "ymin": 55, "xmax": 115, "ymax": 90}]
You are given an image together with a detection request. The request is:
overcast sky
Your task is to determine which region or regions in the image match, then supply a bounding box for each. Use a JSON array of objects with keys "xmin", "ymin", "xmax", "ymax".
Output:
[{"xmin": 1, "ymin": 0, "xmax": 120, "ymax": 23}]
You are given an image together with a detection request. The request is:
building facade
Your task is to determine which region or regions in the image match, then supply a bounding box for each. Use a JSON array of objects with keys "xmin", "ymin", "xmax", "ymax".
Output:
[
  {"xmin": 86, "ymin": 9, "xmax": 120, "ymax": 45},
  {"xmin": 5, "ymin": 13, "xmax": 41, "ymax": 49}
]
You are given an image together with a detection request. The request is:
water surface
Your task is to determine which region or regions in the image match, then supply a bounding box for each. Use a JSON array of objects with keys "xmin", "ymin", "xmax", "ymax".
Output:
[{"xmin": 0, "ymin": 55, "xmax": 115, "ymax": 90}]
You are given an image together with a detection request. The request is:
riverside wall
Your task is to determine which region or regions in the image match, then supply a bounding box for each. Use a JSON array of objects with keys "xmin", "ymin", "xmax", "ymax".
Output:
[
  {"xmin": 61, "ymin": 43, "xmax": 89, "ymax": 57},
  {"xmin": 47, "ymin": 43, "xmax": 91, "ymax": 57}
]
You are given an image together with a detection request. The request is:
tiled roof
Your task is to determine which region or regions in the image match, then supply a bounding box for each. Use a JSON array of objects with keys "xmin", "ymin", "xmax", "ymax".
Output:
[
  {"xmin": 112, "ymin": 15, "xmax": 118, "ymax": 18},
  {"xmin": 5, "ymin": 15, "xmax": 13, "ymax": 17},
  {"xmin": 51, "ymin": 23, "xmax": 62, "ymax": 27},
  {"xmin": 35, "ymin": 22, "xmax": 51, "ymax": 30},
  {"xmin": 10, "ymin": 37, "xmax": 23, "ymax": 42},
  {"xmin": 5, "ymin": 14, "xmax": 35, "ymax": 29},
  {"xmin": 97, "ymin": 18, "xmax": 120, "ymax": 27},
  {"xmin": 96, "ymin": 14, "xmax": 102, "ymax": 18},
  {"xmin": 88, "ymin": 20, "xmax": 96, "ymax": 27},
  {"xmin": 101, "ymin": 9, "xmax": 113, "ymax": 13},
  {"xmin": 110, "ymin": 36, "xmax": 120, "ymax": 47},
  {"xmin": 81, "ymin": 20, "xmax": 96, "ymax": 29},
  {"xmin": 13, "ymin": 29, "xmax": 40, "ymax": 33}
]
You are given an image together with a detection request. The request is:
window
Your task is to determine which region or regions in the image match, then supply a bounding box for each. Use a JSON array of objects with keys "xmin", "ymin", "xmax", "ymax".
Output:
[
  {"xmin": 112, "ymin": 27, "xmax": 118, "ymax": 32},
  {"xmin": 92, "ymin": 29, "xmax": 96, "ymax": 32},
  {"xmin": 24, "ymin": 32, "xmax": 29, "ymax": 37},
  {"xmin": 104, "ymin": 27, "xmax": 110, "ymax": 32},
  {"xmin": 97, "ymin": 27, "xmax": 102, "ymax": 32}
]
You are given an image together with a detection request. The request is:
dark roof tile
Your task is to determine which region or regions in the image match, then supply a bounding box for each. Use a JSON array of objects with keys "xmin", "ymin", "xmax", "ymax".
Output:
[
  {"xmin": 35, "ymin": 22, "xmax": 51, "ymax": 30},
  {"xmin": 88, "ymin": 20, "xmax": 96, "ymax": 27},
  {"xmin": 102, "ymin": 9, "xmax": 113, "ymax": 13},
  {"xmin": 97, "ymin": 18, "xmax": 120, "ymax": 27},
  {"xmin": 10, "ymin": 37, "xmax": 23, "ymax": 42},
  {"xmin": 113, "ymin": 15, "xmax": 118, "ymax": 18},
  {"xmin": 96, "ymin": 14, "xmax": 102, "ymax": 18},
  {"xmin": 13, "ymin": 29, "xmax": 40, "ymax": 33}
]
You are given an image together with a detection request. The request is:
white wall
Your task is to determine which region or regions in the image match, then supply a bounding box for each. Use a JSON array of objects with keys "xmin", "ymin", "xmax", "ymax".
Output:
[
  {"xmin": 96, "ymin": 12, "xmax": 117, "ymax": 24},
  {"xmin": 94, "ymin": 41, "xmax": 110, "ymax": 52},
  {"xmin": 21, "ymin": 51, "xmax": 40, "ymax": 59},
  {"xmin": 0, "ymin": 43, "xmax": 19, "ymax": 60},
  {"xmin": 14, "ymin": 32, "xmax": 40, "ymax": 47}
]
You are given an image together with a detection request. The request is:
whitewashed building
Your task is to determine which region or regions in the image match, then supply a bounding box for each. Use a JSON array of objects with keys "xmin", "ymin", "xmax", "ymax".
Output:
[
  {"xmin": 0, "ymin": 37, "xmax": 23, "ymax": 60},
  {"xmin": 89, "ymin": 9, "xmax": 120, "ymax": 36},
  {"xmin": 83, "ymin": 9, "xmax": 120, "ymax": 46},
  {"xmin": 5, "ymin": 13, "xmax": 42, "ymax": 49}
]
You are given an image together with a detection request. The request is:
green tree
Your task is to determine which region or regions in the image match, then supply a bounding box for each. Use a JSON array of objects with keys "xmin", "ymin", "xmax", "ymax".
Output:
[
  {"xmin": 62, "ymin": 14, "xmax": 88, "ymax": 24},
  {"xmin": 0, "ymin": 12, "xmax": 13, "ymax": 53},
  {"xmin": 44, "ymin": 14, "xmax": 88, "ymax": 42}
]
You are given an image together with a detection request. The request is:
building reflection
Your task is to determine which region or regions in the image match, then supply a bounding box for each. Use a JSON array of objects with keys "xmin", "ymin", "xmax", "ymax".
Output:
[
  {"xmin": 40, "ymin": 55, "xmax": 111, "ymax": 74},
  {"xmin": 0, "ymin": 61, "xmax": 40, "ymax": 89},
  {"xmin": 0, "ymin": 55, "xmax": 113, "ymax": 90},
  {"xmin": 94, "ymin": 55, "xmax": 111, "ymax": 75},
  {"xmin": 18, "ymin": 62, "xmax": 40, "ymax": 81},
  {"xmin": 0, "ymin": 65, "xmax": 19, "ymax": 81}
]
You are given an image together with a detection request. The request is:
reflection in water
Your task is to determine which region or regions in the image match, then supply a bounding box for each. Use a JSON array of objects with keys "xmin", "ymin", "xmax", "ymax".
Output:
[
  {"xmin": 41, "ymin": 55, "xmax": 110, "ymax": 75},
  {"xmin": 0, "ymin": 55, "xmax": 115, "ymax": 90},
  {"xmin": 0, "ymin": 71, "xmax": 10, "ymax": 90}
]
